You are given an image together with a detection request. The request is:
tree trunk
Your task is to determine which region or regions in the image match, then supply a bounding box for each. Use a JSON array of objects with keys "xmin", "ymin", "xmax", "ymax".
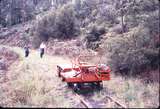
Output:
[{"xmin": 121, "ymin": 14, "xmax": 125, "ymax": 34}]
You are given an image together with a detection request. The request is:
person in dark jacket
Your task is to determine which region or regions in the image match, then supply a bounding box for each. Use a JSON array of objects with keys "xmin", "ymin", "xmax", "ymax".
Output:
[{"xmin": 24, "ymin": 45, "xmax": 29, "ymax": 57}]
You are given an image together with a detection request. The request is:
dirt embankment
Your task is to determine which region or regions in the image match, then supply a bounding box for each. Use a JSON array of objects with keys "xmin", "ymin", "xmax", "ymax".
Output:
[
  {"xmin": 0, "ymin": 22, "xmax": 31, "ymax": 48},
  {"xmin": 0, "ymin": 23, "xmax": 96, "ymax": 59}
]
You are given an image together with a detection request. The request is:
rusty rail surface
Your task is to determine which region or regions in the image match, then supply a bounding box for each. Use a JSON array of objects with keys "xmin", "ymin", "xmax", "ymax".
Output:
[
  {"xmin": 75, "ymin": 93, "xmax": 127, "ymax": 108},
  {"xmin": 75, "ymin": 94, "xmax": 93, "ymax": 108}
]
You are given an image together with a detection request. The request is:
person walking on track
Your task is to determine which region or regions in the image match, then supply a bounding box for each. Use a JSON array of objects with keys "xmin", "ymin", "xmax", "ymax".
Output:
[
  {"xmin": 24, "ymin": 45, "xmax": 30, "ymax": 58},
  {"xmin": 39, "ymin": 42, "xmax": 46, "ymax": 58}
]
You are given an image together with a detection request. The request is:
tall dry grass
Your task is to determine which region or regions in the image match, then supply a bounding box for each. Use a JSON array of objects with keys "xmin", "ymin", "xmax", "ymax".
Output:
[
  {"xmin": 0, "ymin": 46, "xmax": 79, "ymax": 107},
  {"xmin": 0, "ymin": 45, "xmax": 159, "ymax": 108},
  {"xmin": 91, "ymin": 73, "xmax": 159, "ymax": 108}
]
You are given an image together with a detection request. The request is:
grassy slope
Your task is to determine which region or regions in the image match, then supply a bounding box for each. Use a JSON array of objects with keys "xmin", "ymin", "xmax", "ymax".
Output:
[
  {"xmin": 0, "ymin": 45, "xmax": 80, "ymax": 107},
  {"xmin": 0, "ymin": 45, "xmax": 159, "ymax": 108}
]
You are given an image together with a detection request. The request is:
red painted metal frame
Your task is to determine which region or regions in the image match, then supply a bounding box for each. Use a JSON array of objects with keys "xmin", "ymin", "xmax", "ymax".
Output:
[{"xmin": 57, "ymin": 55, "xmax": 111, "ymax": 83}]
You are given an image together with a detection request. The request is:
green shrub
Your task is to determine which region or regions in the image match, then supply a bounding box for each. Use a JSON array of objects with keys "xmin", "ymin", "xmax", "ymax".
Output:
[
  {"xmin": 104, "ymin": 25, "xmax": 159, "ymax": 76},
  {"xmin": 110, "ymin": 24, "xmax": 124, "ymax": 34},
  {"xmin": 32, "ymin": 3, "xmax": 79, "ymax": 47},
  {"xmin": 84, "ymin": 23, "xmax": 106, "ymax": 49}
]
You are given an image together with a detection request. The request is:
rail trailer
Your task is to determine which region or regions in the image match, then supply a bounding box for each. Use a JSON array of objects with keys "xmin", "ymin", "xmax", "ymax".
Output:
[{"xmin": 57, "ymin": 55, "xmax": 111, "ymax": 92}]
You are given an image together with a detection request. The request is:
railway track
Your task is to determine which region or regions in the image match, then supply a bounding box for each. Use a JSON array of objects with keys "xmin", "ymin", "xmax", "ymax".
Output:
[
  {"xmin": 62, "ymin": 78, "xmax": 126, "ymax": 108},
  {"xmin": 74, "ymin": 92, "xmax": 127, "ymax": 108}
]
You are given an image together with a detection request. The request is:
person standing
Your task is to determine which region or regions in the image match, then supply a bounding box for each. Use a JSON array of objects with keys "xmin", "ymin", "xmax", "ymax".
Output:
[
  {"xmin": 39, "ymin": 42, "xmax": 46, "ymax": 58},
  {"xmin": 24, "ymin": 45, "xmax": 29, "ymax": 57}
]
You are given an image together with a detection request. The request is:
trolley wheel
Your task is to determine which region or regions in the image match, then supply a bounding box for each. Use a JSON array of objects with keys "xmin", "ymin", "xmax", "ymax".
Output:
[
  {"xmin": 96, "ymin": 82, "xmax": 103, "ymax": 89},
  {"xmin": 73, "ymin": 83, "xmax": 81, "ymax": 92},
  {"xmin": 67, "ymin": 83, "xmax": 73, "ymax": 87},
  {"xmin": 91, "ymin": 82, "xmax": 96, "ymax": 88}
]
